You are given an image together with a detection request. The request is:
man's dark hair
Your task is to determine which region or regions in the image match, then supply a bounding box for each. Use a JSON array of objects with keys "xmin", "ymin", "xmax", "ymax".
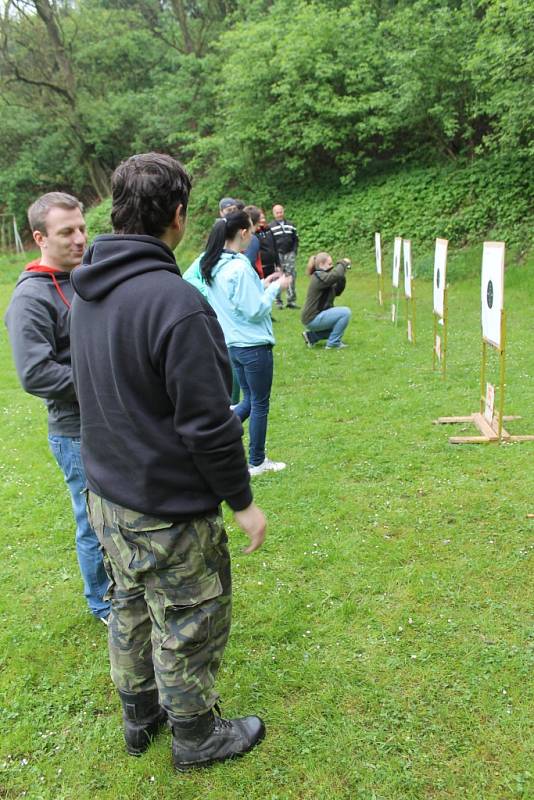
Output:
[
  {"xmin": 28, "ymin": 192, "xmax": 83, "ymax": 233},
  {"xmin": 111, "ymin": 152, "xmax": 192, "ymax": 237}
]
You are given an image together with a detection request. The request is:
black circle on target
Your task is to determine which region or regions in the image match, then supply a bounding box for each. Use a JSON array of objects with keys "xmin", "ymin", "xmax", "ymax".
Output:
[
  {"xmin": 436, "ymin": 268, "xmax": 440, "ymax": 288},
  {"xmin": 487, "ymin": 280, "xmax": 494, "ymax": 309}
]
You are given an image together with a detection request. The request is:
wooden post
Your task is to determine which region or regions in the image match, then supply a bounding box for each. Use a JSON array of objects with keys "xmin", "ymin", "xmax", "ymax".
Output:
[
  {"xmin": 498, "ymin": 310, "xmax": 506, "ymax": 439},
  {"xmin": 442, "ymin": 285, "xmax": 448, "ymax": 378}
]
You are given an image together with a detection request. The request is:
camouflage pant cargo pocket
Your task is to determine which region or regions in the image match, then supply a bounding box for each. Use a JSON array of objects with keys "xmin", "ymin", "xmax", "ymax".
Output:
[{"xmin": 155, "ymin": 571, "xmax": 223, "ymax": 654}]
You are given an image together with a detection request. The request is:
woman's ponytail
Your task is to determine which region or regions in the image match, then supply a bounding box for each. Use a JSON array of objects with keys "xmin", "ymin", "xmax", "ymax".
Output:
[
  {"xmin": 200, "ymin": 211, "xmax": 251, "ymax": 284},
  {"xmin": 306, "ymin": 252, "xmax": 331, "ymax": 275}
]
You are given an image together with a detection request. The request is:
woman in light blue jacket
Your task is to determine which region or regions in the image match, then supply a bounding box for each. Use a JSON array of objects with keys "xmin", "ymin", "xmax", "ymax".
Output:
[{"xmin": 185, "ymin": 211, "xmax": 290, "ymax": 476}]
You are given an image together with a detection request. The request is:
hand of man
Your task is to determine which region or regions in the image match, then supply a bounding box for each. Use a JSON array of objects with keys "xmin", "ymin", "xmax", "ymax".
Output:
[
  {"xmin": 233, "ymin": 502, "xmax": 266, "ymax": 553},
  {"xmin": 263, "ymin": 273, "xmax": 280, "ymax": 286},
  {"xmin": 277, "ymin": 274, "xmax": 292, "ymax": 291}
]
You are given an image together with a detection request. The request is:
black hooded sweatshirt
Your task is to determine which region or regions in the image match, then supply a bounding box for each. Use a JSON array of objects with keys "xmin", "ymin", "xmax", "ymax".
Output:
[{"xmin": 70, "ymin": 234, "xmax": 253, "ymax": 520}]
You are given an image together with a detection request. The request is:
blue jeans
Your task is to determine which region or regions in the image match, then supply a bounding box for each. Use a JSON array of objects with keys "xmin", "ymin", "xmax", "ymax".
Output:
[
  {"xmin": 229, "ymin": 345, "xmax": 273, "ymax": 467},
  {"xmin": 48, "ymin": 435, "xmax": 110, "ymax": 619},
  {"xmin": 306, "ymin": 306, "xmax": 351, "ymax": 347}
]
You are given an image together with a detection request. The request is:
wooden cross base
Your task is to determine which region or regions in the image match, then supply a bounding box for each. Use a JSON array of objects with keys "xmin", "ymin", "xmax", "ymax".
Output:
[{"xmin": 434, "ymin": 412, "xmax": 534, "ymax": 444}]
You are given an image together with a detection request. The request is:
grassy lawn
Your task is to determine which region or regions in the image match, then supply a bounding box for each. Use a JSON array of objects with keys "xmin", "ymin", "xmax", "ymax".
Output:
[{"xmin": 0, "ymin": 244, "xmax": 532, "ymax": 800}]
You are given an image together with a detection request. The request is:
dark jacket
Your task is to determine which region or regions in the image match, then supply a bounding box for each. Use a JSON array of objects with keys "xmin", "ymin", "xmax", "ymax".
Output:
[
  {"xmin": 301, "ymin": 262, "xmax": 348, "ymax": 326},
  {"xmin": 256, "ymin": 225, "xmax": 280, "ymax": 276},
  {"xmin": 70, "ymin": 234, "xmax": 252, "ymax": 520},
  {"xmin": 4, "ymin": 261, "xmax": 80, "ymax": 436},
  {"xmin": 269, "ymin": 219, "xmax": 299, "ymax": 255}
]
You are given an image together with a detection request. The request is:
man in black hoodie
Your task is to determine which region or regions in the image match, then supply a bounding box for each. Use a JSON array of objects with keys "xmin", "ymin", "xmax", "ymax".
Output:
[
  {"xmin": 69, "ymin": 152, "xmax": 266, "ymax": 771},
  {"xmin": 4, "ymin": 192, "xmax": 110, "ymax": 624}
]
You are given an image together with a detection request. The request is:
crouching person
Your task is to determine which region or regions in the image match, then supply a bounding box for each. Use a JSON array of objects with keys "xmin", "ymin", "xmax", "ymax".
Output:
[
  {"xmin": 301, "ymin": 253, "xmax": 352, "ymax": 349},
  {"xmin": 69, "ymin": 152, "xmax": 266, "ymax": 770}
]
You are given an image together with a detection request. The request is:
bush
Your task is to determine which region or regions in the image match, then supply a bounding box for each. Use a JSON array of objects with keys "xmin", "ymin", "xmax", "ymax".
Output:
[
  {"xmin": 83, "ymin": 154, "xmax": 533, "ymax": 280},
  {"xmin": 85, "ymin": 198, "xmax": 112, "ymax": 239}
]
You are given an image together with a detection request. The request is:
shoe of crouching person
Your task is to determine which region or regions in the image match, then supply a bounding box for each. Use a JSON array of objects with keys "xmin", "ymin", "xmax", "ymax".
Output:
[
  {"xmin": 171, "ymin": 705, "xmax": 265, "ymax": 771},
  {"xmin": 119, "ymin": 689, "xmax": 168, "ymax": 756}
]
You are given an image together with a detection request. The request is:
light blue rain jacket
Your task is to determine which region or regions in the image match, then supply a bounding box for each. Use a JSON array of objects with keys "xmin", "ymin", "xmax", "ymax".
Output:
[{"xmin": 183, "ymin": 250, "xmax": 278, "ymax": 348}]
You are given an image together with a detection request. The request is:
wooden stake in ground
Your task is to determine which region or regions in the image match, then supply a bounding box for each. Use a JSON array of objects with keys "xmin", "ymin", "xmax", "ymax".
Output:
[
  {"xmin": 391, "ymin": 236, "xmax": 402, "ymax": 325},
  {"xmin": 432, "ymin": 238, "xmax": 448, "ymax": 377},
  {"xmin": 0, "ymin": 213, "xmax": 24, "ymax": 254},
  {"xmin": 375, "ymin": 232, "xmax": 385, "ymax": 306},
  {"xmin": 403, "ymin": 239, "xmax": 416, "ymax": 344},
  {"xmin": 435, "ymin": 242, "xmax": 534, "ymax": 444}
]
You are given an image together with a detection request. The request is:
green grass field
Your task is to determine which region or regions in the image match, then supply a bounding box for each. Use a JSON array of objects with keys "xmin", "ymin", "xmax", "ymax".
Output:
[{"xmin": 1, "ymin": 245, "xmax": 533, "ymax": 800}]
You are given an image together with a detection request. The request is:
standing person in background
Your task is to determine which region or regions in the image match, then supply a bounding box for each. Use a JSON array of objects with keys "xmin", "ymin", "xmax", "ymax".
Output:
[
  {"xmin": 197, "ymin": 211, "xmax": 291, "ymax": 476},
  {"xmin": 218, "ymin": 197, "xmax": 239, "ymax": 217},
  {"xmin": 4, "ymin": 192, "xmax": 110, "ymax": 624},
  {"xmin": 301, "ymin": 253, "xmax": 352, "ymax": 349},
  {"xmin": 269, "ymin": 204, "xmax": 299, "ymax": 308},
  {"xmin": 70, "ymin": 154, "xmax": 267, "ymax": 771},
  {"xmin": 243, "ymin": 205, "xmax": 263, "ymax": 279},
  {"xmin": 256, "ymin": 209, "xmax": 281, "ymax": 283}
]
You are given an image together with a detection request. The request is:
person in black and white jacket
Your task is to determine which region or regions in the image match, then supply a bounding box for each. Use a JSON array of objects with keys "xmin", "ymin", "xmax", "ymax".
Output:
[{"xmin": 269, "ymin": 204, "xmax": 299, "ymax": 308}]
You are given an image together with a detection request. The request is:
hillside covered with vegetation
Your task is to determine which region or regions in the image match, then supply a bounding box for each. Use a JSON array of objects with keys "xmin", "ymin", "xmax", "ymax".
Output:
[{"xmin": 0, "ymin": 0, "xmax": 532, "ymax": 251}]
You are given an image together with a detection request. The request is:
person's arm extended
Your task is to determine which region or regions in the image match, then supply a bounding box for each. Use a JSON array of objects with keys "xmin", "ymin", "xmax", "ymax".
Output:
[
  {"xmin": 230, "ymin": 264, "xmax": 284, "ymax": 322},
  {"xmin": 5, "ymin": 294, "xmax": 77, "ymax": 401},
  {"xmin": 314, "ymin": 262, "xmax": 348, "ymax": 288}
]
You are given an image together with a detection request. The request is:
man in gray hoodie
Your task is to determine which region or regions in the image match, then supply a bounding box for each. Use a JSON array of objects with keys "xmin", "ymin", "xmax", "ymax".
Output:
[{"xmin": 4, "ymin": 192, "xmax": 110, "ymax": 623}]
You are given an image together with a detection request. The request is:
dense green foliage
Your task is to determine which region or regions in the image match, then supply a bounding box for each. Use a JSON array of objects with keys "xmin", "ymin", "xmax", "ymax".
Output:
[
  {"xmin": 1, "ymin": 249, "xmax": 534, "ymax": 799},
  {"xmin": 86, "ymin": 153, "xmax": 533, "ymax": 275},
  {"xmin": 0, "ymin": 0, "xmax": 532, "ymax": 244}
]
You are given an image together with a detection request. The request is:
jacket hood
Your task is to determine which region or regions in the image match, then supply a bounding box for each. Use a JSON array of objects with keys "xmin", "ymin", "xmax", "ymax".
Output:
[
  {"xmin": 70, "ymin": 234, "xmax": 180, "ymax": 301},
  {"xmin": 16, "ymin": 259, "xmax": 71, "ymax": 286},
  {"xmin": 211, "ymin": 250, "xmax": 249, "ymax": 278}
]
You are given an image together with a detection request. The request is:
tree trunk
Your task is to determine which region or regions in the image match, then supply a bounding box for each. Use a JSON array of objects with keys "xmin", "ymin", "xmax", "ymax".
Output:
[{"xmin": 85, "ymin": 156, "xmax": 111, "ymax": 200}]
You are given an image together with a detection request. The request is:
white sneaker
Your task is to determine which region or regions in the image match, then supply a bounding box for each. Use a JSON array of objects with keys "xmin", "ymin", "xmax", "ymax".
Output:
[{"xmin": 249, "ymin": 458, "xmax": 286, "ymax": 476}]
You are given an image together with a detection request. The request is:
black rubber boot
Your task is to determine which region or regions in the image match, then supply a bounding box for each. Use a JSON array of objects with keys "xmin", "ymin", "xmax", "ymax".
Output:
[
  {"xmin": 171, "ymin": 706, "xmax": 265, "ymax": 771},
  {"xmin": 118, "ymin": 689, "xmax": 168, "ymax": 756}
]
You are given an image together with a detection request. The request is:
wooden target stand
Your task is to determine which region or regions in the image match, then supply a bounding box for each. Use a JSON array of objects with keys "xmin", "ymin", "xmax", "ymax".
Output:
[
  {"xmin": 405, "ymin": 288, "xmax": 416, "ymax": 343},
  {"xmin": 391, "ymin": 236, "xmax": 402, "ymax": 326},
  {"xmin": 435, "ymin": 310, "xmax": 534, "ymax": 444},
  {"xmin": 377, "ymin": 269, "xmax": 385, "ymax": 307},
  {"xmin": 403, "ymin": 239, "xmax": 416, "ymax": 344},
  {"xmin": 374, "ymin": 232, "xmax": 385, "ymax": 306},
  {"xmin": 432, "ymin": 238, "xmax": 449, "ymax": 377},
  {"xmin": 432, "ymin": 290, "xmax": 448, "ymax": 376}
]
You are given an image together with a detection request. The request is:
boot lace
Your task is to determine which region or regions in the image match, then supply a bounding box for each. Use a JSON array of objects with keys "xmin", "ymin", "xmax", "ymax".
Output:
[{"xmin": 213, "ymin": 703, "xmax": 233, "ymax": 730}]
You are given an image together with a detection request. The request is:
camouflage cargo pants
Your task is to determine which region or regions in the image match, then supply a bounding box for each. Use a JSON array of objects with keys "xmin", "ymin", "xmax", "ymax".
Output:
[
  {"xmin": 87, "ymin": 492, "xmax": 232, "ymax": 719},
  {"xmin": 278, "ymin": 251, "xmax": 297, "ymax": 305}
]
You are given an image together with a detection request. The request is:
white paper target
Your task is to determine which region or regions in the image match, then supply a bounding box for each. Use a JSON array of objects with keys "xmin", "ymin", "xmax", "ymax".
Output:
[
  {"xmin": 375, "ymin": 232, "xmax": 382, "ymax": 275},
  {"xmin": 403, "ymin": 239, "xmax": 412, "ymax": 298},
  {"xmin": 481, "ymin": 242, "xmax": 505, "ymax": 348},
  {"xmin": 392, "ymin": 236, "xmax": 402, "ymax": 288},
  {"xmin": 433, "ymin": 238, "xmax": 448, "ymax": 317}
]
